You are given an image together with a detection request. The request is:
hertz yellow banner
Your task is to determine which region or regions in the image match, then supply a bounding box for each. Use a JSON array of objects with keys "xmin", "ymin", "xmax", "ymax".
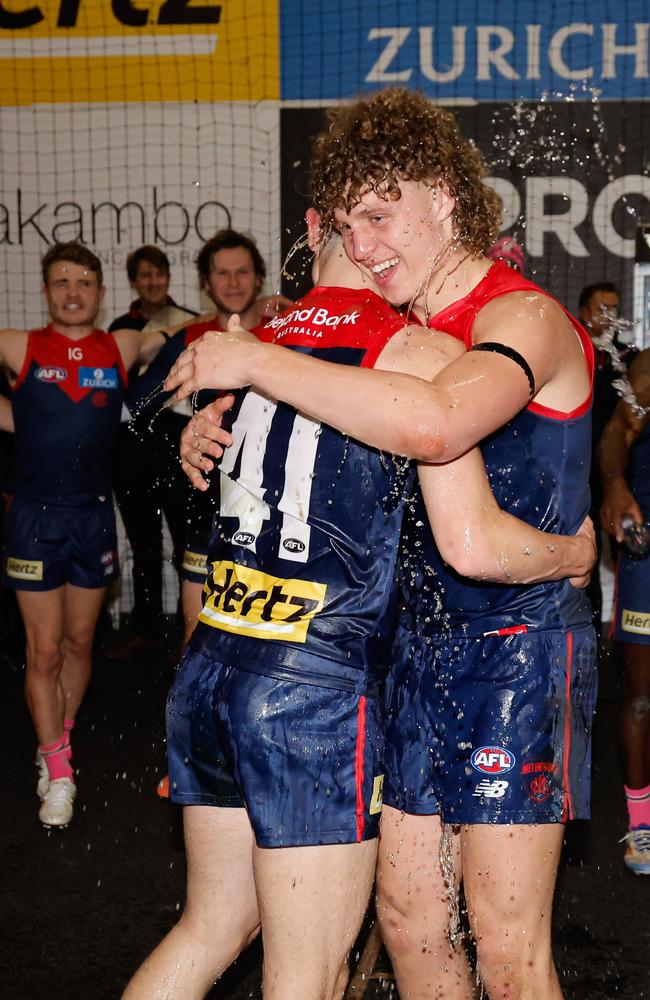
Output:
[{"xmin": 0, "ymin": 0, "xmax": 279, "ymax": 104}]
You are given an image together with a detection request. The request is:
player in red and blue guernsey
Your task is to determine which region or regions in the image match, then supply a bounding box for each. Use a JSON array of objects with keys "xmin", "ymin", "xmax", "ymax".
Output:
[
  {"xmin": 134, "ymin": 210, "xmax": 594, "ymax": 1000},
  {"xmin": 167, "ymin": 92, "xmax": 600, "ymax": 1000},
  {"xmin": 0, "ymin": 242, "xmax": 169, "ymax": 829}
]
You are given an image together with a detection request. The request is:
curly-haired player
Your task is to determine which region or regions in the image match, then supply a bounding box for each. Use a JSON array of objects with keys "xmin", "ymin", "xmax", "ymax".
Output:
[{"xmin": 165, "ymin": 90, "xmax": 597, "ymax": 999}]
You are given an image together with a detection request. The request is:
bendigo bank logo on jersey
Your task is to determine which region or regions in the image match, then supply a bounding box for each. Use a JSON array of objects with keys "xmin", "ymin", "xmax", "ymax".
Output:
[
  {"xmin": 199, "ymin": 561, "xmax": 327, "ymax": 643},
  {"xmin": 35, "ymin": 366, "xmax": 67, "ymax": 382},
  {"xmin": 78, "ymin": 367, "xmax": 119, "ymax": 390}
]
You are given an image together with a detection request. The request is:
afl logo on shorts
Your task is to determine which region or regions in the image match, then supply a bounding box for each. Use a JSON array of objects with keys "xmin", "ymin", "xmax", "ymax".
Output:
[
  {"xmin": 470, "ymin": 746, "xmax": 515, "ymax": 774},
  {"xmin": 233, "ymin": 530, "xmax": 255, "ymax": 546},
  {"xmin": 283, "ymin": 538, "xmax": 305, "ymax": 554},
  {"xmin": 35, "ymin": 366, "xmax": 67, "ymax": 382}
]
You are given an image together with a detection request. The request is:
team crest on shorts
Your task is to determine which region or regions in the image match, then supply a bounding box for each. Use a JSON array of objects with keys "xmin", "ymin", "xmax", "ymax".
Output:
[
  {"xmin": 521, "ymin": 761, "xmax": 558, "ymax": 803},
  {"xmin": 470, "ymin": 746, "xmax": 515, "ymax": 774}
]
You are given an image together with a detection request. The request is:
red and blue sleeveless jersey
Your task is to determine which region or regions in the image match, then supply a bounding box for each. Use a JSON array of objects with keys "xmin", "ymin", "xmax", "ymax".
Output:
[
  {"xmin": 12, "ymin": 325, "xmax": 126, "ymax": 505},
  {"xmin": 399, "ymin": 261, "xmax": 595, "ymax": 637},
  {"xmin": 189, "ymin": 285, "xmax": 414, "ymax": 695}
]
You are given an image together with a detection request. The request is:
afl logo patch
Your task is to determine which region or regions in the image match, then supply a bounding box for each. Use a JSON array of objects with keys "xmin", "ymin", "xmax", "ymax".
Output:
[
  {"xmin": 470, "ymin": 746, "xmax": 515, "ymax": 774},
  {"xmin": 283, "ymin": 538, "xmax": 305, "ymax": 554},
  {"xmin": 35, "ymin": 366, "xmax": 67, "ymax": 382},
  {"xmin": 233, "ymin": 530, "xmax": 255, "ymax": 546}
]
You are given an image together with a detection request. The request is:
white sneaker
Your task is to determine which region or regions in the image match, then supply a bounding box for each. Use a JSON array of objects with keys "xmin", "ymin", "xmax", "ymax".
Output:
[
  {"xmin": 35, "ymin": 751, "xmax": 49, "ymax": 800},
  {"xmin": 38, "ymin": 777, "xmax": 76, "ymax": 828},
  {"xmin": 621, "ymin": 827, "xmax": 650, "ymax": 875}
]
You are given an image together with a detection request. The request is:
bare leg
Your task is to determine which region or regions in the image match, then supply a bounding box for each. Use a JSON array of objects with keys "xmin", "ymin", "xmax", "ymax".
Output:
[
  {"xmin": 123, "ymin": 806, "xmax": 260, "ymax": 999},
  {"xmin": 254, "ymin": 838, "xmax": 377, "ymax": 1000},
  {"xmin": 462, "ymin": 823, "xmax": 564, "ymax": 1000},
  {"xmin": 376, "ymin": 806, "xmax": 474, "ymax": 1000},
  {"xmin": 620, "ymin": 643, "xmax": 650, "ymax": 789},
  {"xmin": 60, "ymin": 584, "xmax": 106, "ymax": 721},
  {"xmin": 19, "ymin": 588, "xmax": 66, "ymax": 744}
]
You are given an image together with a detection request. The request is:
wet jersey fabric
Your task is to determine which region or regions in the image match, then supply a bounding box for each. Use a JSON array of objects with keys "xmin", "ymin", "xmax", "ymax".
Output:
[
  {"xmin": 188, "ymin": 285, "xmax": 413, "ymax": 696},
  {"xmin": 613, "ymin": 421, "xmax": 650, "ymax": 645},
  {"xmin": 12, "ymin": 325, "xmax": 126, "ymax": 506},
  {"xmin": 400, "ymin": 260, "xmax": 595, "ymax": 638}
]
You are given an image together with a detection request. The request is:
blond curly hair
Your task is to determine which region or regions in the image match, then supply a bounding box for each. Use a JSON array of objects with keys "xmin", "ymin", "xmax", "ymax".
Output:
[{"xmin": 311, "ymin": 88, "xmax": 501, "ymax": 256}]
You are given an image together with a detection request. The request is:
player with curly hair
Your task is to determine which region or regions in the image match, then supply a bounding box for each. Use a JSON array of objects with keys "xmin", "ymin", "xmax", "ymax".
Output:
[{"xmin": 166, "ymin": 89, "xmax": 597, "ymax": 999}]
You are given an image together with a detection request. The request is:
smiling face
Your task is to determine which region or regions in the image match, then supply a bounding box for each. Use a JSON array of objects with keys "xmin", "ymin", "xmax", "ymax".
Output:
[
  {"xmin": 132, "ymin": 259, "xmax": 170, "ymax": 313},
  {"xmin": 334, "ymin": 181, "xmax": 455, "ymax": 308},
  {"xmin": 205, "ymin": 246, "xmax": 261, "ymax": 319},
  {"xmin": 44, "ymin": 260, "xmax": 105, "ymax": 331}
]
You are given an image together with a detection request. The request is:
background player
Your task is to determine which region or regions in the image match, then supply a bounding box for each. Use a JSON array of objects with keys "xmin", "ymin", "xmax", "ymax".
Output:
[
  {"xmin": 0, "ymin": 241, "xmax": 170, "ymax": 828},
  {"xmin": 600, "ymin": 348, "xmax": 650, "ymax": 875},
  {"xmin": 127, "ymin": 229, "xmax": 282, "ymax": 648},
  {"xmin": 166, "ymin": 90, "xmax": 597, "ymax": 999}
]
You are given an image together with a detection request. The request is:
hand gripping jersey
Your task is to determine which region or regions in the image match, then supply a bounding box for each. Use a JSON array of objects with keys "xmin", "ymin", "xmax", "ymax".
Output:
[
  {"xmin": 400, "ymin": 261, "xmax": 595, "ymax": 637},
  {"xmin": 189, "ymin": 286, "xmax": 413, "ymax": 695},
  {"xmin": 12, "ymin": 325, "xmax": 126, "ymax": 505}
]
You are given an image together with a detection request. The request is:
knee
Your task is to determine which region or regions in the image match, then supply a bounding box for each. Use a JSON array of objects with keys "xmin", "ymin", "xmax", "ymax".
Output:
[
  {"xmin": 26, "ymin": 636, "xmax": 61, "ymax": 678},
  {"xmin": 471, "ymin": 921, "xmax": 551, "ymax": 997},
  {"xmin": 64, "ymin": 628, "xmax": 94, "ymax": 660}
]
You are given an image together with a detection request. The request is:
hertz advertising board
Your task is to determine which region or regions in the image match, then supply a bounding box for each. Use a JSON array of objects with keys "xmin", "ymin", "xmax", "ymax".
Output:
[{"xmin": 0, "ymin": 0, "xmax": 279, "ymax": 104}]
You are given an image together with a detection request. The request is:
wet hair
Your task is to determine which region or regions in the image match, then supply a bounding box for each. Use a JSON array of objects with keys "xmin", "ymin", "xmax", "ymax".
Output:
[
  {"xmin": 310, "ymin": 88, "xmax": 502, "ymax": 256},
  {"xmin": 41, "ymin": 242, "xmax": 103, "ymax": 286},
  {"xmin": 196, "ymin": 229, "xmax": 266, "ymax": 285},
  {"xmin": 126, "ymin": 245, "xmax": 170, "ymax": 282},
  {"xmin": 578, "ymin": 282, "xmax": 620, "ymax": 311}
]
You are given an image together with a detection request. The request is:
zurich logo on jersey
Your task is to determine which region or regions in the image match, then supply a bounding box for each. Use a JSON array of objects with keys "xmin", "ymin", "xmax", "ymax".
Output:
[
  {"xmin": 35, "ymin": 366, "xmax": 67, "ymax": 382},
  {"xmin": 79, "ymin": 366, "xmax": 118, "ymax": 390},
  {"xmin": 470, "ymin": 746, "xmax": 515, "ymax": 774}
]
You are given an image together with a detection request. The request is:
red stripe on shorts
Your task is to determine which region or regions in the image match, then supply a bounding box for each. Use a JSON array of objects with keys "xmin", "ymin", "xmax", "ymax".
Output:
[
  {"xmin": 354, "ymin": 696, "xmax": 367, "ymax": 842},
  {"xmin": 562, "ymin": 631, "xmax": 575, "ymax": 822}
]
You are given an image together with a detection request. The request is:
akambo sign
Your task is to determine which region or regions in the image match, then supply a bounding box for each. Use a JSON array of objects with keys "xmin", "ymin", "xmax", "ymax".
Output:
[
  {"xmin": 0, "ymin": 0, "xmax": 279, "ymax": 103},
  {"xmin": 280, "ymin": 1, "xmax": 650, "ymax": 101}
]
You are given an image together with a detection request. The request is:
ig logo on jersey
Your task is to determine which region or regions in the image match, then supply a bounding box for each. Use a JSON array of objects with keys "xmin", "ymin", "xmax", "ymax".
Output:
[{"xmin": 470, "ymin": 746, "xmax": 515, "ymax": 774}]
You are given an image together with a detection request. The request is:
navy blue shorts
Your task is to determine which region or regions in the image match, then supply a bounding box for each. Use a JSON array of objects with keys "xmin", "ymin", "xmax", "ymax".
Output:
[
  {"xmin": 3, "ymin": 496, "xmax": 119, "ymax": 591},
  {"xmin": 166, "ymin": 648, "xmax": 385, "ymax": 847},
  {"xmin": 383, "ymin": 624, "xmax": 598, "ymax": 824},
  {"xmin": 613, "ymin": 548, "xmax": 650, "ymax": 646}
]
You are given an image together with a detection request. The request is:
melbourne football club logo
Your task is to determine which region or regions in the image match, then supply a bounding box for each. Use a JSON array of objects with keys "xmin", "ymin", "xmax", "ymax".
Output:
[
  {"xmin": 470, "ymin": 746, "xmax": 516, "ymax": 774},
  {"xmin": 521, "ymin": 761, "xmax": 558, "ymax": 803},
  {"xmin": 35, "ymin": 366, "xmax": 67, "ymax": 382}
]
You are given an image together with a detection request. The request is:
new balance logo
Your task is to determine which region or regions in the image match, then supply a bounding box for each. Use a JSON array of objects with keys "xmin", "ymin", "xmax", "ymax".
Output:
[{"xmin": 472, "ymin": 779, "xmax": 509, "ymax": 799}]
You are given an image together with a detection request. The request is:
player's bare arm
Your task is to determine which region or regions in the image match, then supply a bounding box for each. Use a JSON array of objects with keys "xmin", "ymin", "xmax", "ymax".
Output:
[
  {"xmin": 164, "ymin": 295, "xmax": 582, "ymax": 464},
  {"xmin": 0, "ymin": 393, "xmax": 14, "ymax": 433},
  {"xmin": 0, "ymin": 328, "xmax": 29, "ymax": 383},
  {"xmin": 600, "ymin": 348, "xmax": 650, "ymax": 541},
  {"xmin": 377, "ymin": 324, "xmax": 595, "ymax": 587}
]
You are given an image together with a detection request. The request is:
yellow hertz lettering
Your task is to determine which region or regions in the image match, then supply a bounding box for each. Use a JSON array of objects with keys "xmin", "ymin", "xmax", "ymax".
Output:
[
  {"xmin": 199, "ymin": 562, "xmax": 327, "ymax": 643},
  {"xmin": 621, "ymin": 608, "xmax": 650, "ymax": 635},
  {"xmin": 182, "ymin": 549, "xmax": 208, "ymax": 576},
  {"xmin": 6, "ymin": 557, "xmax": 44, "ymax": 581}
]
